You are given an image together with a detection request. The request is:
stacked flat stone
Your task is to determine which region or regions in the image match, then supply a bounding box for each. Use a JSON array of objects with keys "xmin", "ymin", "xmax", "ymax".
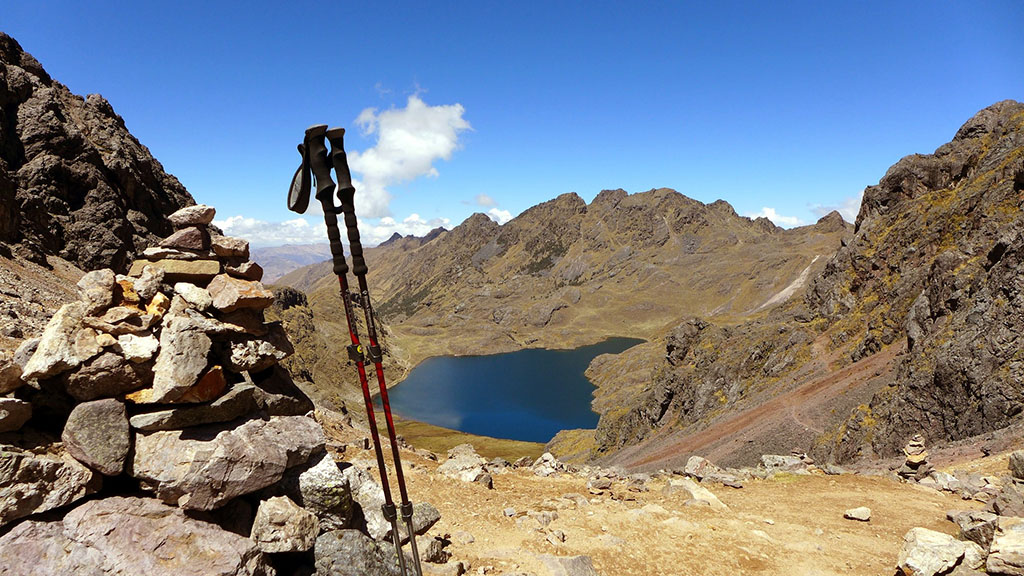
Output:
[
  {"xmin": 898, "ymin": 434, "xmax": 934, "ymax": 480},
  {"xmin": 0, "ymin": 204, "xmax": 452, "ymax": 574}
]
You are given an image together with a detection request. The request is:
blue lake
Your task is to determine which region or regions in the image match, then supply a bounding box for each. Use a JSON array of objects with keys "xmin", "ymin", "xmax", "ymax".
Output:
[{"xmin": 378, "ymin": 337, "xmax": 644, "ymax": 443}]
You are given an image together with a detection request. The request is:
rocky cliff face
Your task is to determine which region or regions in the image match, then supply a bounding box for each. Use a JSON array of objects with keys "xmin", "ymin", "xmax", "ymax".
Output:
[
  {"xmin": 0, "ymin": 33, "xmax": 193, "ymax": 272},
  {"xmin": 821, "ymin": 100, "xmax": 1024, "ymax": 458},
  {"xmin": 584, "ymin": 101, "xmax": 1024, "ymax": 469}
]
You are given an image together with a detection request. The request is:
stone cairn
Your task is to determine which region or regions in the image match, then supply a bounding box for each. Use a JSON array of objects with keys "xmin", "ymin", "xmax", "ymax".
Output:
[
  {"xmin": 0, "ymin": 205, "xmax": 444, "ymax": 575},
  {"xmin": 898, "ymin": 434, "xmax": 934, "ymax": 481}
]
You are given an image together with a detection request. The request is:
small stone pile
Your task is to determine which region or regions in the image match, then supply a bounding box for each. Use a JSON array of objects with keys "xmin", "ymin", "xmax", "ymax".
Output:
[
  {"xmin": 899, "ymin": 434, "xmax": 934, "ymax": 481},
  {"xmin": 0, "ymin": 205, "xmax": 447, "ymax": 575}
]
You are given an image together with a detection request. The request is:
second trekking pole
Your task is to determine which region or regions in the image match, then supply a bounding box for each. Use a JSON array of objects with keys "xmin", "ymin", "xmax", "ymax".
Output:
[{"xmin": 326, "ymin": 127, "xmax": 423, "ymax": 574}]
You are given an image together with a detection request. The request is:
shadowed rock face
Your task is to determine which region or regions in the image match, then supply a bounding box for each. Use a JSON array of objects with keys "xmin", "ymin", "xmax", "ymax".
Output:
[
  {"xmin": 0, "ymin": 33, "xmax": 194, "ymax": 272},
  {"xmin": 816, "ymin": 100, "xmax": 1024, "ymax": 456}
]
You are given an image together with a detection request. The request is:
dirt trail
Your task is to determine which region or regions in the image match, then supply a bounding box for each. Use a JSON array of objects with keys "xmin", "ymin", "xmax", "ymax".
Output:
[{"xmin": 605, "ymin": 342, "xmax": 902, "ymax": 471}]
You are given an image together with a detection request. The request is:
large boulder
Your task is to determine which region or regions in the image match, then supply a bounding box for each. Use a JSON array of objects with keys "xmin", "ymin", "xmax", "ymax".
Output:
[
  {"xmin": 0, "ymin": 496, "xmax": 275, "ymax": 575},
  {"xmin": 130, "ymin": 415, "xmax": 325, "ymax": 510},
  {"xmin": 437, "ymin": 444, "xmax": 488, "ymax": 483},
  {"xmin": 897, "ymin": 527, "xmax": 978, "ymax": 576},
  {"xmin": 61, "ymin": 398, "xmax": 130, "ymax": 475},
  {"xmin": 342, "ymin": 464, "xmax": 392, "ymax": 541},
  {"xmin": 0, "ymin": 446, "xmax": 101, "ymax": 527},
  {"xmin": 313, "ymin": 530, "xmax": 401, "ymax": 576}
]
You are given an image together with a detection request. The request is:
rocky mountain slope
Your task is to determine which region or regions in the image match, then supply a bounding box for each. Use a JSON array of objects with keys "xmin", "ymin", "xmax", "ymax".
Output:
[
  {"xmin": 0, "ymin": 33, "xmax": 195, "ymax": 352},
  {"xmin": 0, "ymin": 32, "xmax": 193, "ymax": 273},
  {"xmin": 578, "ymin": 100, "xmax": 1024, "ymax": 471},
  {"xmin": 276, "ymin": 189, "xmax": 849, "ymax": 413},
  {"xmin": 251, "ymin": 244, "xmax": 332, "ymax": 284}
]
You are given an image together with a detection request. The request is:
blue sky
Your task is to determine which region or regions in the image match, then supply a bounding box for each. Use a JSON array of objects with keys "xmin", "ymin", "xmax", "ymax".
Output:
[{"xmin": 4, "ymin": 2, "xmax": 1022, "ymax": 246}]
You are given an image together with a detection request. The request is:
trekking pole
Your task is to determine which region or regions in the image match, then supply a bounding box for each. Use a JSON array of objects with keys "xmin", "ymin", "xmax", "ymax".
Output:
[
  {"xmin": 288, "ymin": 124, "xmax": 411, "ymax": 576},
  {"xmin": 326, "ymin": 126, "xmax": 423, "ymax": 575}
]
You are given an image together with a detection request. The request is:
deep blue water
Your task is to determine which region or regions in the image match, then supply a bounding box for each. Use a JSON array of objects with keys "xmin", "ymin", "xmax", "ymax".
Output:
[{"xmin": 377, "ymin": 337, "xmax": 644, "ymax": 443}]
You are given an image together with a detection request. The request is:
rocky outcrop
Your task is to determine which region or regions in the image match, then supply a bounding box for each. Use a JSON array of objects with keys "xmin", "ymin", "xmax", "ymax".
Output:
[
  {"xmin": 822, "ymin": 100, "xmax": 1024, "ymax": 457},
  {"xmin": 0, "ymin": 496, "xmax": 275, "ymax": 576},
  {"xmin": 0, "ymin": 33, "xmax": 194, "ymax": 271}
]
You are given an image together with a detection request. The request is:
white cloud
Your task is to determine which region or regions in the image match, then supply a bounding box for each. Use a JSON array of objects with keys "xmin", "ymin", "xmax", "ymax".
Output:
[
  {"xmin": 745, "ymin": 207, "xmax": 803, "ymax": 228},
  {"xmin": 486, "ymin": 208, "xmax": 513, "ymax": 225},
  {"xmin": 475, "ymin": 194, "xmax": 496, "ymax": 207},
  {"xmin": 348, "ymin": 95, "xmax": 472, "ymax": 218},
  {"xmin": 214, "ymin": 216, "xmax": 327, "ymax": 247},
  {"xmin": 215, "ymin": 212, "xmax": 452, "ymax": 249},
  {"xmin": 810, "ymin": 191, "xmax": 864, "ymax": 223}
]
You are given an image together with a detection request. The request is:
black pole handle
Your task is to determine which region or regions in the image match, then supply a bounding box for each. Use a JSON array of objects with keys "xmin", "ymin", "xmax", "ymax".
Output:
[
  {"xmin": 304, "ymin": 124, "xmax": 348, "ymax": 276},
  {"xmin": 326, "ymin": 127, "xmax": 368, "ymax": 277}
]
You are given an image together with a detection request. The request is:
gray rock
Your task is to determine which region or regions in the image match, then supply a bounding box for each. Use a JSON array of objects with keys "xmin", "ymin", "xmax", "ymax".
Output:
[
  {"xmin": 0, "ymin": 446, "xmax": 101, "ymax": 527},
  {"xmin": 412, "ymin": 502, "xmax": 441, "ymax": 535},
  {"xmin": 989, "ymin": 517, "xmax": 1024, "ymax": 575},
  {"xmin": 225, "ymin": 324, "xmax": 294, "ymax": 373},
  {"xmin": 0, "ymin": 397, "xmax": 32, "ymax": 433},
  {"xmin": 251, "ymin": 495, "xmax": 319, "ymax": 553},
  {"xmin": 160, "ymin": 226, "xmax": 209, "ymax": 251},
  {"xmin": 437, "ymin": 443, "xmax": 488, "ymax": 483},
  {"xmin": 64, "ymin": 351, "xmax": 153, "ymax": 401},
  {"xmin": 130, "ymin": 415, "xmax": 325, "ymax": 510},
  {"xmin": 76, "ymin": 268, "xmax": 116, "ymax": 314},
  {"xmin": 949, "ymin": 510, "xmax": 998, "ymax": 549},
  {"xmin": 142, "ymin": 246, "xmax": 202, "ymax": 260},
  {"xmin": 174, "ymin": 281, "xmax": 213, "ymax": 311},
  {"xmin": 314, "ymin": 529, "xmax": 401, "ymax": 576},
  {"xmin": 207, "ymin": 274, "xmax": 274, "ymax": 313},
  {"xmin": 760, "ymin": 454, "xmax": 809, "ymax": 474},
  {"xmin": 1010, "ymin": 451, "xmax": 1024, "ymax": 481},
  {"xmin": 62, "ymin": 398, "xmax": 130, "ymax": 475},
  {"xmin": 475, "ymin": 472, "xmax": 494, "ymax": 489},
  {"xmin": 342, "ymin": 464, "xmax": 392, "ymax": 541},
  {"xmin": 117, "ymin": 333, "xmax": 160, "ymax": 363},
  {"xmin": 897, "ymin": 527, "xmax": 969, "ymax": 576},
  {"xmin": 151, "ymin": 314, "xmax": 212, "ymax": 402},
  {"xmin": 132, "ymin": 265, "xmax": 166, "ymax": 301},
  {"xmin": 989, "ymin": 482, "xmax": 1024, "ymax": 517},
  {"xmin": 536, "ymin": 554, "xmax": 599, "ymax": 576},
  {"xmin": 129, "ymin": 384, "xmax": 260, "ymax": 431},
  {"xmin": 417, "ymin": 536, "xmax": 451, "ymax": 564},
  {"xmin": 0, "ymin": 495, "xmax": 274, "ymax": 576},
  {"xmin": 13, "ymin": 338, "xmax": 39, "ymax": 371},
  {"xmin": 211, "ymin": 235, "xmax": 250, "ymax": 259},
  {"xmin": 683, "ymin": 455, "xmax": 723, "ymax": 480},
  {"xmin": 532, "ymin": 452, "xmax": 564, "ymax": 477},
  {"xmin": 274, "ymin": 451, "xmax": 354, "ymax": 532},
  {"xmin": 21, "ymin": 301, "xmax": 89, "ymax": 380},
  {"xmin": 844, "ymin": 506, "xmax": 871, "ymax": 521},
  {"xmin": 169, "ymin": 204, "xmax": 216, "ymax": 228}
]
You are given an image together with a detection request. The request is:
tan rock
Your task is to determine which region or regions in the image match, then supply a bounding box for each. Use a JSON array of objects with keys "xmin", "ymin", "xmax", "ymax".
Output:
[
  {"xmin": 226, "ymin": 260, "xmax": 264, "ymax": 281},
  {"xmin": 128, "ymin": 258, "xmax": 221, "ymax": 284},
  {"xmin": 207, "ymin": 274, "xmax": 274, "ymax": 313}
]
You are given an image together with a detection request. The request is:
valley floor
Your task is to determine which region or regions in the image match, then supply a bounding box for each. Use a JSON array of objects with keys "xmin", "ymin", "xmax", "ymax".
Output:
[{"xmin": 330, "ymin": 422, "xmax": 989, "ymax": 576}]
